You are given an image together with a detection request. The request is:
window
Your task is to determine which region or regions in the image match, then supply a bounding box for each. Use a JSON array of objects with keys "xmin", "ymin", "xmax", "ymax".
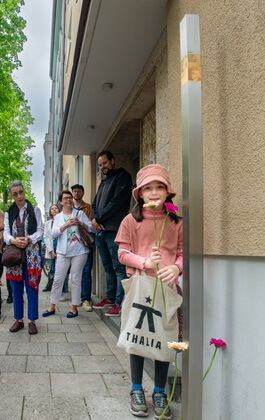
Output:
[{"xmin": 66, "ymin": 11, "xmax": 72, "ymax": 73}]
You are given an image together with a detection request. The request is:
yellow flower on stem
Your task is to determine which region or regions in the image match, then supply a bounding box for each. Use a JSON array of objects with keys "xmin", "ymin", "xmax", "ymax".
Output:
[
  {"xmin": 159, "ymin": 341, "xmax": 189, "ymax": 420},
  {"xmin": 143, "ymin": 200, "xmax": 162, "ymax": 209},
  {"xmin": 167, "ymin": 341, "xmax": 189, "ymax": 351}
]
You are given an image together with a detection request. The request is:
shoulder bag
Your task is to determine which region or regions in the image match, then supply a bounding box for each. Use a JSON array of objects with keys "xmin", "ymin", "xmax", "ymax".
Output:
[
  {"xmin": 76, "ymin": 211, "xmax": 95, "ymax": 248},
  {"xmin": 117, "ymin": 271, "xmax": 183, "ymax": 362},
  {"xmin": 2, "ymin": 244, "xmax": 25, "ymax": 267}
]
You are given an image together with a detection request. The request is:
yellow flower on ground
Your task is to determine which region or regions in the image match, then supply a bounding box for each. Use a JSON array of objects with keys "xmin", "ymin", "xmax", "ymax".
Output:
[
  {"xmin": 167, "ymin": 341, "xmax": 189, "ymax": 351},
  {"xmin": 143, "ymin": 200, "xmax": 161, "ymax": 209}
]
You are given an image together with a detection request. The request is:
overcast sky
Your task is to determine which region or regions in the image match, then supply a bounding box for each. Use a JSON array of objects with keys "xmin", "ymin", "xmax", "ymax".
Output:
[{"xmin": 13, "ymin": 0, "xmax": 53, "ymax": 214}]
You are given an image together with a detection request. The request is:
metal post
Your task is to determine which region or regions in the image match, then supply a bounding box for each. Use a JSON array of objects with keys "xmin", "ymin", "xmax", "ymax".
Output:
[{"xmin": 180, "ymin": 15, "xmax": 204, "ymax": 420}]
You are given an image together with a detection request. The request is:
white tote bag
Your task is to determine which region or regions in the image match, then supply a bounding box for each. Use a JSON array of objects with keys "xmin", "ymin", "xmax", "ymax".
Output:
[{"xmin": 117, "ymin": 271, "xmax": 183, "ymax": 362}]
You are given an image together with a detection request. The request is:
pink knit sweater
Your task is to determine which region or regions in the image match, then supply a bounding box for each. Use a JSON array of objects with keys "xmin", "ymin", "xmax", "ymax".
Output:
[{"xmin": 115, "ymin": 208, "xmax": 183, "ymax": 278}]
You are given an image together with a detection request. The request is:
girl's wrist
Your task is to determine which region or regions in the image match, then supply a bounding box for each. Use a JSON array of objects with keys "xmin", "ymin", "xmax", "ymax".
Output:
[{"xmin": 174, "ymin": 264, "xmax": 182, "ymax": 275}]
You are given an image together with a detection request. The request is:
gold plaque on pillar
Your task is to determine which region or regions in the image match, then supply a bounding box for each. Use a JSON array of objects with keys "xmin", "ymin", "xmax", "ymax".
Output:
[{"xmin": 181, "ymin": 54, "xmax": 201, "ymax": 86}]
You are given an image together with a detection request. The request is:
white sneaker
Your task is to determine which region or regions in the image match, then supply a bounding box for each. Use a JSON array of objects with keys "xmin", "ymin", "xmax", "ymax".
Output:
[
  {"xmin": 82, "ymin": 300, "xmax": 93, "ymax": 312},
  {"xmin": 60, "ymin": 292, "xmax": 67, "ymax": 301}
]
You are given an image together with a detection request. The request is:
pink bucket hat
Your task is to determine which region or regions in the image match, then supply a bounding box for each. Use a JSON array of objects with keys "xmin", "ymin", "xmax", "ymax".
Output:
[{"xmin": 133, "ymin": 164, "xmax": 176, "ymax": 201}]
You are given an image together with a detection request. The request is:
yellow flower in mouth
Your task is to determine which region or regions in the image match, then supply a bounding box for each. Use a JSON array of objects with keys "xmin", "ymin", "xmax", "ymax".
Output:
[
  {"xmin": 167, "ymin": 341, "xmax": 189, "ymax": 351},
  {"xmin": 143, "ymin": 200, "xmax": 161, "ymax": 209}
]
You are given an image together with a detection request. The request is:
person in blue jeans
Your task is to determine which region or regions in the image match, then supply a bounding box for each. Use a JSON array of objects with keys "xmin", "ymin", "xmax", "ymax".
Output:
[
  {"xmin": 92, "ymin": 151, "xmax": 132, "ymax": 316},
  {"xmin": 71, "ymin": 184, "xmax": 94, "ymax": 312}
]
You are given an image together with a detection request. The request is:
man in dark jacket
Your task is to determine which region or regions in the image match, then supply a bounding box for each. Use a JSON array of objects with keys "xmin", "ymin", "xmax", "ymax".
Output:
[{"xmin": 92, "ymin": 151, "xmax": 132, "ymax": 316}]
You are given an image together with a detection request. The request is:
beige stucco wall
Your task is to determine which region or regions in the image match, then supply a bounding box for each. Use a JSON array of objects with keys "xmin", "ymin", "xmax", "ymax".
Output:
[
  {"xmin": 166, "ymin": 0, "xmax": 265, "ymax": 256},
  {"xmin": 141, "ymin": 106, "xmax": 156, "ymax": 166}
]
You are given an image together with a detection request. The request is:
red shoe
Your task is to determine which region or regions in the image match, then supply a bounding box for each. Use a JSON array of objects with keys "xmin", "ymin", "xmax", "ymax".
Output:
[
  {"xmin": 28, "ymin": 322, "xmax": 38, "ymax": 335},
  {"xmin": 105, "ymin": 304, "xmax": 122, "ymax": 317},
  {"xmin": 93, "ymin": 298, "xmax": 114, "ymax": 309},
  {"xmin": 9, "ymin": 320, "xmax": 24, "ymax": 333}
]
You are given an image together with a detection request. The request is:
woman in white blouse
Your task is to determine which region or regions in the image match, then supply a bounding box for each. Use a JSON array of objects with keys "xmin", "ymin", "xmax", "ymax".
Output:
[{"xmin": 42, "ymin": 190, "xmax": 94, "ymax": 318}]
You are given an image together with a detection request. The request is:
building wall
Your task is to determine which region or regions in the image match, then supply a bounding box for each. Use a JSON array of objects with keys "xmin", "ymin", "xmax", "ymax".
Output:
[
  {"xmin": 64, "ymin": 0, "xmax": 82, "ymax": 109},
  {"xmin": 167, "ymin": 0, "xmax": 265, "ymax": 257},
  {"xmin": 203, "ymin": 256, "xmax": 265, "ymax": 420},
  {"xmin": 164, "ymin": 2, "xmax": 265, "ymax": 418},
  {"xmin": 141, "ymin": 105, "xmax": 156, "ymax": 166},
  {"xmin": 62, "ymin": 154, "xmax": 94, "ymax": 203}
]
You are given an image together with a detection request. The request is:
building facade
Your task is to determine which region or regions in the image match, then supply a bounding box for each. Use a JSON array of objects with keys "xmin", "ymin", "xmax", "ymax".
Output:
[{"xmin": 44, "ymin": 1, "xmax": 265, "ymax": 418}]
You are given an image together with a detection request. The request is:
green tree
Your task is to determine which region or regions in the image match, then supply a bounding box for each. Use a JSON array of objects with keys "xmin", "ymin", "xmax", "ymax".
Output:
[{"xmin": 0, "ymin": 0, "xmax": 36, "ymax": 205}]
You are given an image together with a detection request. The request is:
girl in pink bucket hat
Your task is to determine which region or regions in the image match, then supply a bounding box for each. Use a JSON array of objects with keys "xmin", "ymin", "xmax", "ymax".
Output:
[{"xmin": 115, "ymin": 164, "xmax": 183, "ymax": 419}]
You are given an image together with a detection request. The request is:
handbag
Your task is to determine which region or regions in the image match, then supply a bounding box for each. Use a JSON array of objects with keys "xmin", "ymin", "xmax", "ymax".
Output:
[
  {"xmin": 2, "ymin": 244, "xmax": 25, "ymax": 267},
  {"xmin": 117, "ymin": 271, "xmax": 183, "ymax": 362},
  {"xmin": 76, "ymin": 211, "xmax": 95, "ymax": 247}
]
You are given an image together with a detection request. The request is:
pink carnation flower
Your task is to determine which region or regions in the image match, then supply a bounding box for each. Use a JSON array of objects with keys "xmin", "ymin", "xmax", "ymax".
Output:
[
  {"xmin": 209, "ymin": 338, "xmax": 226, "ymax": 348},
  {"xmin": 164, "ymin": 202, "xmax": 178, "ymax": 213}
]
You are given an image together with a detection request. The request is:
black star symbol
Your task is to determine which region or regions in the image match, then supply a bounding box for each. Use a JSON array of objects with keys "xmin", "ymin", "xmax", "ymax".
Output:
[{"xmin": 145, "ymin": 296, "xmax": 152, "ymax": 304}]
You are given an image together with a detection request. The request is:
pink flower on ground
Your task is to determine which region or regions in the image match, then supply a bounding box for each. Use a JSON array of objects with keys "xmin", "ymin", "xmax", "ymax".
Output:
[
  {"xmin": 164, "ymin": 202, "xmax": 179, "ymax": 213},
  {"xmin": 209, "ymin": 338, "xmax": 226, "ymax": 348}
]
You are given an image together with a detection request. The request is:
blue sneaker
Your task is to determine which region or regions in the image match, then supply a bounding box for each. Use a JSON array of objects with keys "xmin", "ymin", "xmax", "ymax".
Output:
[{"xmin": 130, "ymin": 389, "xmax": 148, "ymax": 417}]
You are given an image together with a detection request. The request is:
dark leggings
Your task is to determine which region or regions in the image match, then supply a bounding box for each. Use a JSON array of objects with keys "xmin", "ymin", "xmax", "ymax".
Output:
[{"xmin": 130, "ymin": 354, "xmax": 169, "ymax": 388}]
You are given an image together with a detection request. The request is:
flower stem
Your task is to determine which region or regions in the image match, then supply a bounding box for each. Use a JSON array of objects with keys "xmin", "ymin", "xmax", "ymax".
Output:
[
  {"xmin": 202, "ymin": 347, "xmax": 218, "ymax": 381},
  {"xmin": 154, "ymin": 212, "xmax": 157, "ymax": 246},
  {"xmin": 158, "ymin": 213, "xmax": 169, "ymax": 248},
  {"xmin": 152, "ymin": 263, "xmax": 166, "ymax": 308},
  {"xmin": 159, "ymin": 351, "xmax": 178, "ymax": 420},
  {"xmin": 152, "ymin": 275, "xmax": 158, "ymax": 308}
]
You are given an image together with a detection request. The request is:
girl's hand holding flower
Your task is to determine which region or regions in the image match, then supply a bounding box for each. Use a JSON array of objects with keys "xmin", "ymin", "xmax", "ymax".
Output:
[
  {"xmin": 144, "ymin": 246, "xmax": 162, "ymax": 269},
  {"xmin": 157, "ymin": 264, "xmax": 180, "ymax": 285}
]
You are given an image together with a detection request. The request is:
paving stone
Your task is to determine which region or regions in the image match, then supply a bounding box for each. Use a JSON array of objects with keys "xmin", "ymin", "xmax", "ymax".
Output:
[
  {"xmin": 48, "ymin": 324, "xmax": 82, "ymax": 333},
  {"xmin": 38, "ymin": 315, "xmax": 63, "ymax": 324},
  {"xmin": 0, "ymin": 342, "xmax": 9, "ymax": 355},
  {"xmin": 78, "ymin": 324, "xmax": 99, "ymax": 333},
  {"xmin": 102, "ymin": 373, "xmax": 131, "ymax": 397},
  {"xmin": 30, "ymin": 332, "xmax": 67, "ymax": 343},
  {"xmin": 0, "ymin": 372, "xmax": 50, "ymax": 396},
  {"xmin": 87, "ymin": 343, "xmax": 114, "ymax": 356},
  {"xmin": 0, "ymin": 331, "xmax": 29, "ymax": 343},
  {"xmin": 66, "ymin": 332, "xmax": 104, "ymax": 343},
  {"xmin": 48, "ymin": 342, "xmax": 90, "ymax": 356},
  {"xmin": 72, "ymin": 355, "xmax": 125, "ymax": 373},
  {"xmin": 0, "ymin": 323, "xmax": 48, "ymax": 333},
  {"xmin": 51, "ymin": 373, "xmax": 108, "ymax": 397},
  {"xmin": 84, "ymin": 395, "xmax": 133, "ymax": 419},
  {"xmin": 27, "ymin": 356, "xmax": 74, "ymax": 373},
  {"xmin": 61, "ymin": 316, "xmax": 92, "ymax": 324},
  {"xmin": 8, "ymin": 342, "xmax": 48, "ymax": 356},
  {"xmin": 0, "ymin": 355, "xmax": 26, "ymax": 372},
  {"xmin": 23, "ymin": 396, "xmax": 89, "ymax": 420},
  {"xmin": 0, "ymin": 395, "xmax": 23, "ymax": 420}
]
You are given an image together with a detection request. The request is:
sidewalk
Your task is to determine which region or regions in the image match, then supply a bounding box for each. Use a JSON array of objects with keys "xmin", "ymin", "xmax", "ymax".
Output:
[{"xmin": 0, "ymin": 277, "xmax": 181, "ymax": 420}]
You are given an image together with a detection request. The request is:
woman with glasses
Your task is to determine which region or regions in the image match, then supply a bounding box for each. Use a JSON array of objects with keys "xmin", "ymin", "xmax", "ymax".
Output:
[
  {"xmin": 4, "ymin": 180, "xmax": 44, "ymax": 334},
  {"xmin": 42, "ymin": 190, "xmax": 94, "ymax": 318}
]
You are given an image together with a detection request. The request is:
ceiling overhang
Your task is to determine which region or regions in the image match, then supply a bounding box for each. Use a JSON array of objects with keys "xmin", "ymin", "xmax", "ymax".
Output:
[{"xmin": 60, "ymin": 0, "xmax": 167, "ymax": 155}]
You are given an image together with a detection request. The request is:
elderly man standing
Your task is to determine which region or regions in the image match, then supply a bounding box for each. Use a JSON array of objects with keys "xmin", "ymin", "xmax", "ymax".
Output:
[
  {"xmin": 71, "ymin": 184, "xmax": 93, "ymax": 312},
  {"xmin": 92, "ymin": 150, "xmax": 132, "ymax": 316}
]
